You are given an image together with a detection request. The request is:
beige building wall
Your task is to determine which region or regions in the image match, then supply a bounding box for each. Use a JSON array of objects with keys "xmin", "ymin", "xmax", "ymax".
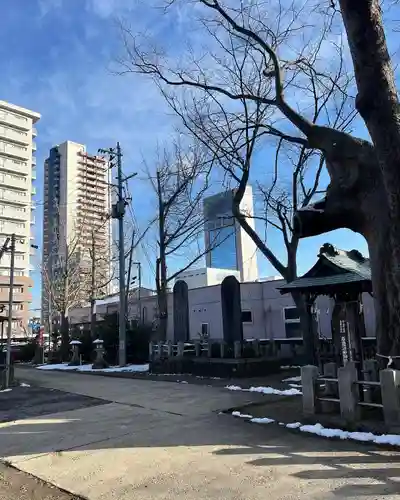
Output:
[
  {"xmin": 0, "ymin": 100, "xmax": 40, "ymax": 335},
  {"xmin": 42, "ymin": 140, "xmax": 112, "ymax": 325}
]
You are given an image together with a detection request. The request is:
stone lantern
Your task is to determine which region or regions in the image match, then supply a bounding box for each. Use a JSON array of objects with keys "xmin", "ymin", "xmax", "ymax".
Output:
[
  {"xmin": 68, "ymin": 340, "xmax": 82, "ymax": 366},
  {"xmin": 92, "ymin": 339, "xmax": 108, "ymax": 369}
]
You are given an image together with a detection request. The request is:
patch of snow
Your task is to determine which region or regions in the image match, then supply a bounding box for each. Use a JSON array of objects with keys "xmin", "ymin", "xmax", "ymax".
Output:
[
  {"xmin": 278, "ymin": 422, "xmax": 285, "ymax": 426},
  {"xmin": 250, "ymin": 417, "xmax": 275, "ymax": 424},
  {"xmin": 289, "ymin": 383, "xmax": 302, "ymax": 388},
  {"xmin": 69, "ymin": 340, "xmax": 82, "ymax": 345},
  {"xmin": 286, "ymin": 422, "xmax": 302, "ymax": 429},
  {"xmin": 225, "ymin": 385, "xmax": 302, "ymax": 396},
  {"xmin": 0, "ymin": 388, "xmax": 12, "ymax": 393},
  {"xmin": 20, "ymin": 383, "xmax": 30, "ymax": 387},
  {"xmin": 282, "ymin": 376, "xmax": 301, "ymax": 383},
  {"xmin": 37, "ymin": 363, "xmax": 149, "ymax": 373},
  {"xmin": 232, "ymin": 411, "xmax": 253, "ymax": 419},
  {"xmin": 180, "ymin": 381, "xmax": 189, "ymax": 384},
  {"xmin": 280, "ymin": 365, "xmax": 301, "ymax": 370}
]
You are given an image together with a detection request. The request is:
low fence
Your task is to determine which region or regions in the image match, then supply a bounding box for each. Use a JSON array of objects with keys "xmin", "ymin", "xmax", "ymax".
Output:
[
  {"xmin": 149, "ymin": 338, "xmax": 304, "ymax": 361},
  {"xmin": 302, "ymin": 360, "xmax": 400, "ymax": 429}
]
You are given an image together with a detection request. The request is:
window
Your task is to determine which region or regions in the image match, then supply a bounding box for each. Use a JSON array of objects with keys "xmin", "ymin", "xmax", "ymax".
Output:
[
  {"xmin": 201, "ymin": 323, "xmax": 209, "ymax": 337},
  {"xmin": 209, "ymin": 225, "xmax": 237, "ymax": 270},
  {"xmin": 241, "ymin": 310, "xmax": 253, "ymax": 323},
  {"xmin": 283, "ymin": 306, "xmax": 302, "ymax": 338}
]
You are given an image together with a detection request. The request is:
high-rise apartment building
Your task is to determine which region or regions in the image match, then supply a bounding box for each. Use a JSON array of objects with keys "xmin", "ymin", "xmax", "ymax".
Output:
[
  {"xmin": 0, "ymin": 101, "xmax": 40, "ymax": 335},
  {"xmin": 42, "ymin": 141, "xmax": 112, "ymax": 326},
  {"xmin": 204, "ymin": 185, "xmax": 259, "ymax": 282}
]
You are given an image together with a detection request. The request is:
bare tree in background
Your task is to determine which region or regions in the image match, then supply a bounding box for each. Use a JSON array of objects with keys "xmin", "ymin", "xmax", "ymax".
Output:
[
  {"xmin": 148, "ymin": 141, "xmax": 232, "ymax": 340},
  {"xmin": 118, "ymin": 2, "xmax": 357, "ymax": 360}
]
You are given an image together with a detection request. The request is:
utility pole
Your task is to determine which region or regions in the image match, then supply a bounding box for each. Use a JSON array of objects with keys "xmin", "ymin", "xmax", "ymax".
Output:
[
  {"xmin": 99, "ymin": 143, "xmax": 136, "ymax": 366},
  {"xmin": 5, "ymin": 234, "xmax": 15, "ymax": 388}
]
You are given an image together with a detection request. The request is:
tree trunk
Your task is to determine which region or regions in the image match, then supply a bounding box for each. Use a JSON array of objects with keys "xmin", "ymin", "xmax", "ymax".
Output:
[
  {"xmin": 60, "ymin": 313, "xmax": 70, "ymax": 361},
  {"xmin": 292, "ymin": 292, "xmax": 317, "ymax": 365},
  {"xmin": 339, "ymin": 0, "xmax": 400, "ymax": 357}
]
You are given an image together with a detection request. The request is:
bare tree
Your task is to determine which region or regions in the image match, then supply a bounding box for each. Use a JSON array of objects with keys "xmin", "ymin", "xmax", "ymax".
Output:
[
  {"xmin": 118, "ymin": 2, "xmax": 359, "ymax": 360},
  {"xmin": 146, "ymin": 141, "xmax": 232, "ymax": 340}
]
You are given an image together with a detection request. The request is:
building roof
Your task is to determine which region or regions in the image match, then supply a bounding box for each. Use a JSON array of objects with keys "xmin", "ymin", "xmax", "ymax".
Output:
[
  {"xmin": 279, "ymin": 243, "xmax": 371, "ymax": 294},
  {"xmin": 0, "ymin": 100, "xmax": 41, "ymax": 122}
]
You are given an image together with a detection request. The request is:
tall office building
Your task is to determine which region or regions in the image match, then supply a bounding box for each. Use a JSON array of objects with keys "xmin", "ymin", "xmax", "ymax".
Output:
[
  {"xmin": 204, "ymin": 185, "xmax": 258, "ymax": 282},
  {"xmin": 42, "ymin": 141, "xmax": 112, "ymax": 325},
  {"xmin": 0, "ymin": 101, "xmax": 40, "ymax": 335}
]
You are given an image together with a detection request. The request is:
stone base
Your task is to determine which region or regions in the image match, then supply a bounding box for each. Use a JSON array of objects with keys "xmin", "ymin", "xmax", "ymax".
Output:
[{"xmin": 92, "ymin": 360, "xmax": 109, "ymax": 370}]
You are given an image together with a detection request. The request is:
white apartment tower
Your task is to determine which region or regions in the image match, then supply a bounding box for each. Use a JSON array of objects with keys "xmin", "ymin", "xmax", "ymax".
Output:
[
  {"xmin": 42, "ymin": 141, "xmax": 112, "ymax": 326},
  {"xmin": 0, "ymin": 101, "xmax": 40, "ymax": 334}
]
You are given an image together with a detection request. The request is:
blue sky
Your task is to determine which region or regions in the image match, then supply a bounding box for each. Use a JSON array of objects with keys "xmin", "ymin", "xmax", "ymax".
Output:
[{"xmin": 0, "ymin": 0, "xmax": 371, "ymax": 312}]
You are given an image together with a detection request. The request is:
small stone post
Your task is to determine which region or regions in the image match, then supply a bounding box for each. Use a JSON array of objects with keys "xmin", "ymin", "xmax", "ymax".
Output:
[
  {"xmin": 157, "ymin": 341, "xmax": 163, "ymax": 359},
  {"xmin": 338, "ymin": 361, "xmax": 360, "ymax": 423},
  {"xmin": 149, "ymin": 341, "xmax": 154, "ymax": 362},
  {"xmin": 380, "ymin": 369, "xmax": 400, "ymax": 431},
  {"xmin": 92, "ymin": 339, "xmax": 108, "ymax": 369},
  {"xmin": 219, "ymin": 341, "xmax": 226, "ymax": 359},
  {"xmin": 234, "ymin": 341, "xmax": 242, "ymax": 359},
  {"xmin": 301, "ymin": 365, "xmax": 320, "ymax": 416},
  {"xmin": 252, "ymin": 340, "xmax": 260, "ymax": 358},
  {"xmin": 68, "ymin": 340, "xmax": 82, "ymax": 366},
  {"xmin": 166, "ymin": 340, "xmax": 173, "ymax": 358},
  {"xmin": 194, "ymin": 340, "xmax": 201, "ymax": 357},
  {"xmin": 177, "ymin": 341, "xmax": 185, "ymax": 357}
]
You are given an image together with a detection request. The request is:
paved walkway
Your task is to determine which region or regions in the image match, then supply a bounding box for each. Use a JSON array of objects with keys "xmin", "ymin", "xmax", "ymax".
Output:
[{"xmin": 1, "ymin": 367, "xmax": 400, "ymax": 499}]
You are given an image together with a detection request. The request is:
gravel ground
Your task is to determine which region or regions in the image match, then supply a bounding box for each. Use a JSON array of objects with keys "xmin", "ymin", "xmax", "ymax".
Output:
[{"xmin": 0, "ymin": 462, "xmax": 84, "ymax": 500}]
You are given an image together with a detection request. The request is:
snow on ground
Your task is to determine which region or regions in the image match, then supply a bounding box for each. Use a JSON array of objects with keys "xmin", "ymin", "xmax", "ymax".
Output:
[
  {"xmin": 0, "ymin": 388, "xmax": 12, "ymax": 393},
  {"xmin": 37, "ymin": 363, "xmax": 149, "ymax": 373},
  {"xmin": 226, "ymin": 385, "xmax": 302, "ymax": 396},
  {"xmin": 232, "ymin": 411, "xmax": 253, "ymax": 418},
  {"xmin": 230, "ymin": 412, "xmax": 400, "ymax": 446},
  {"xmin": 289, "ymin": 383, "xmax": 302, "ymax": 388},
  {"xmin": 20, "ymin": 382, "xmax": 30, "ymax": 387},
  {"xmin": 282, "ymin": 375, "xmax": 301, "ymax": 383}
]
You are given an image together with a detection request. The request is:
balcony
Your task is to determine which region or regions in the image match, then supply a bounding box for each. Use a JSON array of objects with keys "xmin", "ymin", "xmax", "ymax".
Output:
[
  {"xmin": 0, "ymin": 204, "xmax": 27, "ymax": 221},
  {"xmin": 0, "ymin": 157, "xmax": 28, "ymax": 175},
  {"xmin": 32, "ymin": 127, "xmax": 37, "ymax": 137},
  {"xmin": 31, "ymin": 186, "xmax": 36, "ymax": 195},
  {"xmin": 0, "ymin": 111, "xmax": 29, "ymax": 131},
  {"xmin": 32, "ymin": 169, "xmax": 36, "ymax": 180},
  {"xmin": 0, "ymin": 174, "xmax": 28, "ymax": 191},
  {"xmin": 0, "ymin": 190, "xmax": 28, "ymax": 206},
  {"xmin": 32, "ymin": 156, "xmax": 36, "ymax": 166},
  {"xmin": 0, "ymin": 142, "xmax": 29, "ymax": 160},
  {"xmin": 0, "ymin": 126, "xmax": 30, "ymax": 145},
  {"xmin": 32, "ymin": 141, "xmax": 36, "ymax": 151},
  {"xmin": 30, "ymin": 216, "xmax": 35, "ymax": 225}
]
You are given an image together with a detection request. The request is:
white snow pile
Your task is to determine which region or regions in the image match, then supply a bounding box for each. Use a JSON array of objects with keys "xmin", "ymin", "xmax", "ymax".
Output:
[
  {"xmin": 230, "ymin": 411, "xmax": 400, "ymax": 447},
  {"xmin": 0, "ymin": 388, "xmax": 12, "ymax": 393},
  {"xmin": 20, "ymin": 382, "xmax": 30, "ymax": 387},
  {"xmin": 37, "ymin": 363, "xmax": 149, "ymax": 373},
  {"xmin": 250, "ymin": 417, "xmax": 275, "ymax": 424},
  {"xmin": 232, "ymin": 411, "xmax": 253, "ymax": 419},
  {"xmin": 226, "ymin": 384, "xmax": 302, "ymax": 396},
  {"xmin": 282, "ymin": 375, "xmax": 301, "ymax": 383},
  {"xmin": 289, "ymin": 383, "xmax": 302, "ymax": 388},
  {"xmin": 280, "ymin": 365, "xmax": 301, "ymax": 370}
]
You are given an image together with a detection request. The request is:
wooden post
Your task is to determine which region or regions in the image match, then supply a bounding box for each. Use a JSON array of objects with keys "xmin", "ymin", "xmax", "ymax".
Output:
[
  {"xmin": 363, "ymin": 359, "xmax": 379, "ymax": 403},
  {"xmin": 220, "ymin": 341, "xmax": 226, "ymax": 359},
  {"xmin": 321, "ymin": 362, "xmax": 338, "ymax": 413},
  {"xmin": 149, "ymin": 341, "xmax": 154, "ymax": 362},
  {"xmin": 157, "ymin": 341, "xmax": 163, "ymax": 360}
]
